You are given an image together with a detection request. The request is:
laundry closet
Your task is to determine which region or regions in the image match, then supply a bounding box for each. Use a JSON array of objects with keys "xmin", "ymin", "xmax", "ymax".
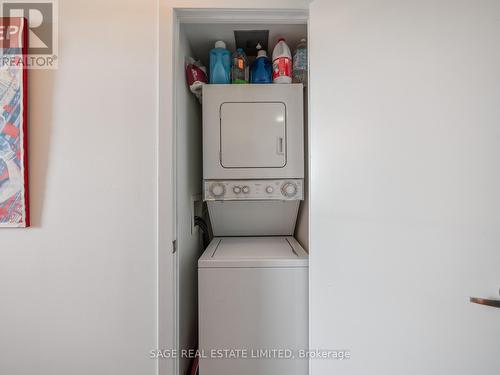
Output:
[{"xmin": 172, "ymin": 9, "xmax": 309, "ymax": 375}]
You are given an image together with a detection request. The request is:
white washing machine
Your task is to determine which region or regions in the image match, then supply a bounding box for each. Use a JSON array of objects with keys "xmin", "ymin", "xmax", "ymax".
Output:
[{"xmin": 198, "ymin": 236, "xmax": 308, "ymax": 375}]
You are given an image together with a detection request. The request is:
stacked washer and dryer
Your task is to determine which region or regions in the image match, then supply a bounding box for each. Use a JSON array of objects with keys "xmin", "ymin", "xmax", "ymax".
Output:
[{"xmin": 199, "ymin": 84, "xmax": 308, "ymax": 375}]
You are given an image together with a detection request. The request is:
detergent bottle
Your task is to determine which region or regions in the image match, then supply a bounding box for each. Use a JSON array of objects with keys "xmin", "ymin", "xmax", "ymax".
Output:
[
  {"xmin": 250, "ymin": 45, "xmax": 272, "ymax": 84},
  {"xmin": 272, "ymin": 38, "xmax": 292, "ymax": 83},
  {"xmin": 231, "ymin": 48, "xmax": 249, "ymax": 84},
  {"xmin": 209, "ymin": 40, "xmax": 230, "ymax": 84}
]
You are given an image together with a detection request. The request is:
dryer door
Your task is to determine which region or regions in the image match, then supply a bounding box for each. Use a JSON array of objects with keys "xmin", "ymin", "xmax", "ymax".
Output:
[{"xmin": 220, "ymin": 102, "xmax": 286, "ymax": 168}]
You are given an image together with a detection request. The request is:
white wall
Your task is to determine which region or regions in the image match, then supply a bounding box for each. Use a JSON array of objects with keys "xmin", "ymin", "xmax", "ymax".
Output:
[
  {"xmin": 310, "ymin": 0, "xmax": 500, "ymax": 374},
  {"xmin": 176, "ymin": 24, "xmax": 202, "ymax": 375},
  {"xmin": 0, "ymin": 1, "xmax": 158, "ymax": 374},
  {"xmin": 295, "ymin": 93, "xmax": 309, "ymax": 249}
]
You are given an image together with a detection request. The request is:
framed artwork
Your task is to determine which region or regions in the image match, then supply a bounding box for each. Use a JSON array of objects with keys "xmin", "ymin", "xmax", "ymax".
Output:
[{"xmin": 0, "ymin": 18, "xmax": 29, "ymax": 227}]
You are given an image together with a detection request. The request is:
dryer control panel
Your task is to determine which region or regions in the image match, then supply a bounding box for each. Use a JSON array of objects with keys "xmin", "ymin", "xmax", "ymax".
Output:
[{"xmin": 204, "ymin": 179, "xmax": 303, "ymax": 201}]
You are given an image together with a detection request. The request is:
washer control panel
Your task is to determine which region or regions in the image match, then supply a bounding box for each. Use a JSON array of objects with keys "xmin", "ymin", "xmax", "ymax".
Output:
[{"xmin": 204, "ymin": 179, "xmax": 304, "ymax": 201}]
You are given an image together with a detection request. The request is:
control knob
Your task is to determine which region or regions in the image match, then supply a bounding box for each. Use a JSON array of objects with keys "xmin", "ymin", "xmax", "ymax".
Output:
[
  {"xmin": 281, "ymin": 182, "xmax": 297, "ymax": 197},
  {"xmin": 210, "ymin": 182, "xmax": 225, "ymax": 197},
  {"xmin": 266, "ymin": 186, "xmax": 274, "ymax": 194},
  {"xmin": 233, "ymin": 186, "xmax": 241, "ymax": 194},
  {"xmin": 242, "ymin": 186, "xmax": 250, "ymax": 194}
]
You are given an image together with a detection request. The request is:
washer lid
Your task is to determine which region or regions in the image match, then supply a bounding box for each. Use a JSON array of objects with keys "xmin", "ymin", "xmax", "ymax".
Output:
[{"xmin": 198, "ymin": 236, "xmax": 308, "ymax": 268}]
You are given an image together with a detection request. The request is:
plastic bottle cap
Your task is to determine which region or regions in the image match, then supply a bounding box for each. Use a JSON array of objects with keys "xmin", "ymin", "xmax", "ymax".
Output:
[
  {"xmin": 257, "ymin": 50, "xmax": 267, "ymax": 58},
  {"xmin": 215, "ymin": 40, "xmax": 226, "ymax": 49}
]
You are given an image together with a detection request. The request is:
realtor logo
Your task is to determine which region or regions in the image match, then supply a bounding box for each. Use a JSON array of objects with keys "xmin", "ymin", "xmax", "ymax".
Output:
[{"xmin": 0, "ymin": 0, "xmax": 58, "ymax": 68}]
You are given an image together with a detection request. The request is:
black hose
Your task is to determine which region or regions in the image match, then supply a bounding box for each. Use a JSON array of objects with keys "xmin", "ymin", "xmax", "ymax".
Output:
[{"xmin": 194, "ymin": 216, "xmax": 211, "ymax": 249}]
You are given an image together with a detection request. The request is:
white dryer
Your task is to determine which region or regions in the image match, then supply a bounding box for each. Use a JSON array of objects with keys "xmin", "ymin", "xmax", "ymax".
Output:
[
  {"xmin": 198, "ymin": 236, "xmax": 308, "ymax": 375},
  {"xmin": 203, "ymin": 84, "xmax": 304, "ymax": 179},
  {"xmin": 202, "ymin": 84, "xmax": 304, "ymax": 236}
]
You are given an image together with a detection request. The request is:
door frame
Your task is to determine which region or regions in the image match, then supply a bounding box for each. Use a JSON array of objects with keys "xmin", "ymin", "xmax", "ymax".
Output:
[{"xmin": 158, "ymin": 6, "xmax": 309, "ymax": 375}]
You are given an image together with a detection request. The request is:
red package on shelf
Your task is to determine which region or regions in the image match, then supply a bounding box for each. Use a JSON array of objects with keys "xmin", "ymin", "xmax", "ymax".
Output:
[{"xmin": 185, "ymin": 57, "xmax": 208, "ymax": 102}]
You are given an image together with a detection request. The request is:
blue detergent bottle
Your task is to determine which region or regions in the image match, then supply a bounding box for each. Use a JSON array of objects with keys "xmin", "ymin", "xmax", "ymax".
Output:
[
  {"xmin": 209, "ymin": 40, "xmax": 231, "ymax": 84},
  {"xmin": 250, "ymin": 48, "xmax": 272, "ymax": 83}
]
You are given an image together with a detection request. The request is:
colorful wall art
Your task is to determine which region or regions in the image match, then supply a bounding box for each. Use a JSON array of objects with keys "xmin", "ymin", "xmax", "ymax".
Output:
[{"xmin": 0, "ymin": 18, "xmax": 29, "ymax": 227}]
